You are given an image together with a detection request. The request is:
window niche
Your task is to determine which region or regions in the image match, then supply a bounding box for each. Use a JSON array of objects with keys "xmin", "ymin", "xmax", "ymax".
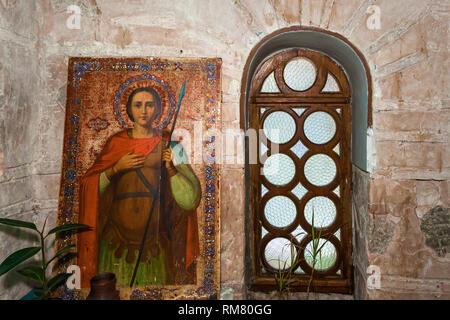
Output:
[{"xmin": 240, "ymin": 27, "xmax": 372, "ymax": 298}]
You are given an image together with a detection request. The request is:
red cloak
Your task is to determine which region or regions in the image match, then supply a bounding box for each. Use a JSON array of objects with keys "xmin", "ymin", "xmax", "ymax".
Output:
[{"xmin": 77, "ymin": 130, "xmax": 199, "ymax": 288}]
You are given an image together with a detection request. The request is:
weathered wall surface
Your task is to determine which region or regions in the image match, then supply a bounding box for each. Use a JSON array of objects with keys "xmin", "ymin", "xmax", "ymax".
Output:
[
  {"xmin": 0, "ymin": 0, "xmax": 448, "ymax": 299},
  {"xmin": 362, "ymin": 0, "xmax": 450, "ymax": 299},
  {"xmin": 0, "ymin": 0, "xmax": 53, "ymax": 300}
]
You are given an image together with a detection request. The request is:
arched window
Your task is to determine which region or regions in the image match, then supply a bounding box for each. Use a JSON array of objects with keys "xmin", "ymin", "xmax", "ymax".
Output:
[{"xmin": 247, "ymin": 48, "xmax": 353, "ymax": 293}]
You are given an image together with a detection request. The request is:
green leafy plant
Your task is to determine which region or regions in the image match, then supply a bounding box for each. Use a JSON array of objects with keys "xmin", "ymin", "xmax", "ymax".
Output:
[
  {"xmin": 271, "ymin": 232, "xmax": 304, "ymax": 299},
  {"xmin": 304, "ymin": 209, "xmax": 333, "ymax": 300},
  {"xmin": 270, "ymin": 207, "xmax": 334, "ymax": 300},
  {"xmin": 0, "ymin": 217, "xmax": 89, "ymax": 300}
]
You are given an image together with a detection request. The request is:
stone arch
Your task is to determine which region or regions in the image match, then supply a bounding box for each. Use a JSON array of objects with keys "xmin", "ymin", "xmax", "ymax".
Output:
[{"xmin": 240, "ymin": 26, "xmax": 372, "ymax": 171}]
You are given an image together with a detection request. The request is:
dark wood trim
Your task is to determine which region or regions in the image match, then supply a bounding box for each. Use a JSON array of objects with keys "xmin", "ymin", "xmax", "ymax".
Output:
[
  {"xmin": 252, "ymin": 96, "xmax": 350, "ymax": 104},
  {"xmin": 252, "ymin": 49, "xmax": 350, "ymax": 97},
  {"xmin": 250, "ymin": 277, "xmax": 352, "ymax": 294}
]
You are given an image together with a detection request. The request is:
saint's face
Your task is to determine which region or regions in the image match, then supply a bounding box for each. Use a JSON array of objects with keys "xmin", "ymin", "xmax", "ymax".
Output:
[{"xmin": 130, "ymin": 91, "xmax": 157, "ymax": 128}]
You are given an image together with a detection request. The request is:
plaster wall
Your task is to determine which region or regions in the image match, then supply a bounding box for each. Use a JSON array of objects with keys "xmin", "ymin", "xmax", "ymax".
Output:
[{"xmin": 0, "ymin": 0, "xmax": 448, "ymax": 299}]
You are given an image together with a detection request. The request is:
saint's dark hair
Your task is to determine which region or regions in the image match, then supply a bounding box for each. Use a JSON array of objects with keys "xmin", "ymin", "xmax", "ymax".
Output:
[{"xmin": 126, "ymin": 87, "xmax": 162, "ymax": 123}]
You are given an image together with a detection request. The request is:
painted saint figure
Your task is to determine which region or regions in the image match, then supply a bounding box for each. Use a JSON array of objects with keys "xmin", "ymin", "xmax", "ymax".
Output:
[{"xmin": 78, "ymin": 87, "xmax": 201, "ymax": 288}]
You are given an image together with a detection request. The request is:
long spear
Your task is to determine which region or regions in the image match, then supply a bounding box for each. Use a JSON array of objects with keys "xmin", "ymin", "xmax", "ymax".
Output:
[{"xmin": 130, "ymin": 80, "xmax": 186, "ymax": 287}]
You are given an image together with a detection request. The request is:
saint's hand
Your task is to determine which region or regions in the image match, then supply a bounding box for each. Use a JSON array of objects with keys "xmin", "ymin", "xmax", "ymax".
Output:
[
  {"xmin": 113, "ymin": 151, "xmax": 146, "ymax": 172},
  {"xmin": 162, "ymin": 148, "xmax": 177, "ymax": 177},
  {"xmin": 162, "ymin": 148, "xmax": 173, "ymax": 169},
  {"xmin": 162, "ymin": 128, "xmax": 171, "ymax": 140}
]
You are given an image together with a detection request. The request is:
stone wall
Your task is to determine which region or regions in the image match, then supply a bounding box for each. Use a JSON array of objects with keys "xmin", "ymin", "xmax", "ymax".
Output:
[
  {"xmin": 352, "ymin": 165, "xmax": 370, "ymax": 300},
  {"xmin": 0, "ymin": 0, "xmax": 448, "ymax": 300},
  {"xmin": 0, "ymin": 0, "xmax": 44, "ymax": 300},
  {"xmin": 364, "ymin": 0, "xmax": 450, "ymax": 299}
]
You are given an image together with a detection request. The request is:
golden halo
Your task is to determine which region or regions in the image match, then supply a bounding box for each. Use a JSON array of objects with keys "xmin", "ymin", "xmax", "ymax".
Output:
[{"xmin": 114, "ymin": 74, "xmax": 177, "ymax": 129}]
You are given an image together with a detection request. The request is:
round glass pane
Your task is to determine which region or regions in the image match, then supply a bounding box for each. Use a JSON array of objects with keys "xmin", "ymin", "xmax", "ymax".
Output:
[
  {"xmin": 305, "ymin": 239, "xmax": 337, "ymax": 271},
  {"xmin": 283, "ymin": 57, "xmax": 317, "ymax": 91},
  {"xmin": 304, "ymin": 154, "xmax": 336, "ymax": 186},
  {"xmin": 263, "ymin": 111, "xmax": 296, "ymax": 144},
  {"xmin": 305, "ymin": 196, "xmax": 336, "ymax": 228},
  {"xmin": 304, "ymin": 111, "xmax": 336, "ymax": 144},
  {"xmin": 263, "ymin": 153, "xmax": 295, "ymax": 186},
  {"xmin": 265, "ymin": 237, "xmax": 296, "ymax": 270},
  {"xmin": 264, "ymin": 195, "xmax": 296, "ymax": 228}
]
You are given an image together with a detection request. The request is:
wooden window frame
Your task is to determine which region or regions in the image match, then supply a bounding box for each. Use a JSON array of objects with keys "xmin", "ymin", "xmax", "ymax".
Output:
[{"xmin": 248, "ymin": 49, "xmax": 353, "ymax": 294}]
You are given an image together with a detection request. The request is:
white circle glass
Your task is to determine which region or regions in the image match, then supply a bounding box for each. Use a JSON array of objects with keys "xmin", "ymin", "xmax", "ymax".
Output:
[
  {"xmin": 304, "ymin": 111, "xmax": 336, "ymax": 144},
  {"xmin": 305, "ymin": 196, "xmax": 336, "ymax": 228},
  {"xmin": 265, "ymin": 237, "xmax": 296, "ymax": 270},
  {"xmin": 304, "ymin": 154, "xmax": 336, "ymax": 186},
  {"xmin": 263, "ymin": 153, "xmax": 295, "ymax": 186},
  {"xmin": 305, "ymin": 239, "xmax": 337, "ymax": 271},
  {"xmin": 264, "ymin": 196, "xmax": 296, "ymax": 228},
  {"xmin": 283, "ymin": 57, "xmax": 317, "ymax": 91},
  {"xmin": 263, "ymin": 111, "xmax": 296, "ymax": 144}
]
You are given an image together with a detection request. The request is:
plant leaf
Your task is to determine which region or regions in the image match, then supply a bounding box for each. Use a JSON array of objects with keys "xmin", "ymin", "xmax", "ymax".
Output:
[
  {"xmin": 317, "ymin": 238, "xmax": 330, "ymax": 253},
  {"xmin": 17, "ymin": 265, "xmax": 44, "ymax": 283},
  {"xmin": 33, "ymin": 288, "xmax": 43, "ymax": 296},
  {"xmin": 0, "ymin": 247, "xmax": 41, "ymax": 276},
  {"xmin": 32, "ymin": 288, "xmax": 49, "ymax": 300},
  {"xmin": 46, "ymin": 244, "xmax": 75, "ymax": 267},
  {"xmin": 0, "ymin": 218, "xmax": 37, "ymax": 231},
  {"xmin": 46, "ymin": 223, "xmax": 90, "ymax": 237},
  {"xmin": 47, "ymin": 273, "xmax": 71, "ymax": 291}
]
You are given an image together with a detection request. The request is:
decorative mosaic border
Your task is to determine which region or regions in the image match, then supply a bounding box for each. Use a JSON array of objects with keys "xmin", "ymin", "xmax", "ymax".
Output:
[{"xmin": 56, "ymin": 58, "xmax": 221, "ymax": 300}]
